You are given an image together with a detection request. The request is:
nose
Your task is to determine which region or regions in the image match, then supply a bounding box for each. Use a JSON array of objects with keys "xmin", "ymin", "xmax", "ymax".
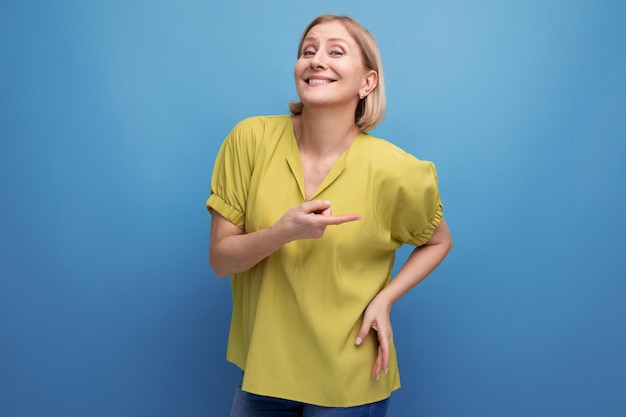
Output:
[{"xmin": 310, "ymin": 51, "xmax": 327, "ymax": 69}]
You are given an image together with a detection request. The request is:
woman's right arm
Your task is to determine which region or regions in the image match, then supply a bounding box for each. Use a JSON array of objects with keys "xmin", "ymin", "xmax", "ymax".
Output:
[
  {"xmin": 209, "ymin": 210, "xmax": 289, "ymax": 277},
  {"xmin": 209, "ymin": 199, "xmax": 362, "ymax": 277}
]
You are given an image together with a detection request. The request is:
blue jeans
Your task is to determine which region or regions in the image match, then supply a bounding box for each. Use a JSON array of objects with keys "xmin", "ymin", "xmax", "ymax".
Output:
[{"xmin": 229, "ymin": 386, "xmax": 389, "ymax": 417}]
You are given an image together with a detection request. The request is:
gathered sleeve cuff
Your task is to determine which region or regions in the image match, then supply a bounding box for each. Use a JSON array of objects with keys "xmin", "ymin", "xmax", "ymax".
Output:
[
  {"xmin": 206, "ymin": 193, "xmax": 245, "ymax": 230},
  {"xmin": 406, "ymin": 202, "xmax": 443, "ymax": 246}
]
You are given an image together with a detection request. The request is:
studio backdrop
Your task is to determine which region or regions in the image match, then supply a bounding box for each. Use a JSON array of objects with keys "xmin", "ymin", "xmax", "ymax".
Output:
[{"xmin": 1, "ymin": 1, "xmax": 624, "ymax": 416}]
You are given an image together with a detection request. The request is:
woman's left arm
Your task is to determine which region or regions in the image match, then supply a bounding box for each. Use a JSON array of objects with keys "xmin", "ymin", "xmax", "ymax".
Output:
[{"xmin": 355, "ymin": 217, "xmax": 453, "ymax": 379}]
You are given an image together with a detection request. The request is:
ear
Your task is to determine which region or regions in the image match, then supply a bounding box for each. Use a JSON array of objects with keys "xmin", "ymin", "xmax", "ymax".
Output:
[{"xmin": 361, "ymin": 70, "xmax": 378, "ymax": 97}]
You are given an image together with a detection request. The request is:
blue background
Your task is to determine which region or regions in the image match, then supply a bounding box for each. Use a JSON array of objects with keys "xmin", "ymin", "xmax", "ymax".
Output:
[{"xmin": 1, "ymin": 0, "xmax": 625, "ymax": 416}]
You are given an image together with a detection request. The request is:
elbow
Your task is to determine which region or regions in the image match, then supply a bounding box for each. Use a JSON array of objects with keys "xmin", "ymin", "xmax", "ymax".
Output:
[
  {"xmin": 209, "ymin": 253, "xmax": 230, "ymax": 278},
  {"xmin": 211, "ymin": 265, "xmax": 230, "ymax": 279},
  {"xmin": 445, "ymin": 237, "xmax": 454, "ymax": 256}
]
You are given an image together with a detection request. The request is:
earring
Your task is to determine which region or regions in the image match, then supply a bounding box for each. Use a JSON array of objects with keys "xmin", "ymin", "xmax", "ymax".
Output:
[{"xmin": 360, "ymin": 93, "xmax": 365, "ymax": 99}]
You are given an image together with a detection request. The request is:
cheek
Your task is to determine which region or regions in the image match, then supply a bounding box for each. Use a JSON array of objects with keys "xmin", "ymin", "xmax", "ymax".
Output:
[
  {"xmin": 294, "ymin": 59, "xmax": 307, "ymax": 76},
  {"xmin": 293, "ymin": 61, "xmax": 309, "ymax": 87},
  {"xmin": 293, "ymin": 68, "xmax": 302, "ymax": 88}
]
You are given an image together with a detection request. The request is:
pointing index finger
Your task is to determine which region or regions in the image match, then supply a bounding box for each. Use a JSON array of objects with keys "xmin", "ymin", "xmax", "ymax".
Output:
[{"xmin": 316, "ymin": 213, "xmax": 362, "ymax": 225}]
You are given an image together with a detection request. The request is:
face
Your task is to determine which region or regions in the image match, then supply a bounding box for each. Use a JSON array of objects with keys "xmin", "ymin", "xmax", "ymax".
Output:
[{"xmin": 294, "ymin": 21, "xmax": 376, "ymax": 110}]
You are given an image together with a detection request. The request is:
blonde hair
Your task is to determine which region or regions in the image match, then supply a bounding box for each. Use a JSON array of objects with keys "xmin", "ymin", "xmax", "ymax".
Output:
[{"xmin": 288, "ymin": 14, "xmax": 386, "ymax": 132}]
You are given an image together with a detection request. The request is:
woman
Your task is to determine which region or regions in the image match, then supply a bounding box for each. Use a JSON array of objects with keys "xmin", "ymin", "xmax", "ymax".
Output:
[{"xmin": 207, "ymin": 14, "xmax": 453, "ymax": 417}]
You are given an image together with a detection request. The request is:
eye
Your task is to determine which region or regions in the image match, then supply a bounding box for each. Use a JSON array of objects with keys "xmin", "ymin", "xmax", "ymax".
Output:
[
  {"xmin": 301, "ymin": 48, "xmax": 316, "ymax": 57},
  {"xmin": 329, "ymin": 49, "xmax": 344, "ymax": 56}
]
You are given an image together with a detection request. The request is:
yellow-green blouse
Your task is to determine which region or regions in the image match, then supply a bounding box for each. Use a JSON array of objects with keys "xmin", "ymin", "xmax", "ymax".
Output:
[{"xmin": 206, "ymin": 115, "xmax": 443, "ymax": 407}]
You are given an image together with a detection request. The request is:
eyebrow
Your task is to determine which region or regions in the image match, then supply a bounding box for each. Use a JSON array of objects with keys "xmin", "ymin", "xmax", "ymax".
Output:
[{"xmin": 303, "ymin": 36, "xmax": 351, "ymax": 48}]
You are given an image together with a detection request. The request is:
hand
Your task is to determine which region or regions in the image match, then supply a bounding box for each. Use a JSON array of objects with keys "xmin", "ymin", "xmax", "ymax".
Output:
[
  {"xmin": 355, "ymin": 295, "xmax": 392, "ymax": 380},
  {"xmin": 273, "ymin": 200, "xmax": 362, "ymax": 242}
]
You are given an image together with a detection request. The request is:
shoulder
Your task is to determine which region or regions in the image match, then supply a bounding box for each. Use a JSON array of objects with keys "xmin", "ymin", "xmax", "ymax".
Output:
[
  {"xmin": 231, "ymin": 115, "xmax": 292, "ymax": 133},
  {"xmin": 356, "ymin": 133, "xmax": 436, "ymax": 175},
  {"xmin": 219, "ymin": 115, "xmax": 294, "ymax": 165},
  {"xmin": 226, "ymin": 115, "xmax": 292, "ymax": 146}
]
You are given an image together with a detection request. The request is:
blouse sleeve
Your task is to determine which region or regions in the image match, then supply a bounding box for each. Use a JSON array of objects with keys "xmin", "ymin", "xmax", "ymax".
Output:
[
  {"xmin": 388, "ymin": 157, "xmax": 443, "ymax": 246},
  {"xmin": 206, "ymin": 118, "xmax": 259, "ymax": 230}
]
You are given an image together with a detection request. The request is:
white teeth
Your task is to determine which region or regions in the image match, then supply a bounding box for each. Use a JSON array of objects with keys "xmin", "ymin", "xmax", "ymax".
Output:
[{"xmin": 308, "ymin": 79, "xmax": 331, "ymax": 84}]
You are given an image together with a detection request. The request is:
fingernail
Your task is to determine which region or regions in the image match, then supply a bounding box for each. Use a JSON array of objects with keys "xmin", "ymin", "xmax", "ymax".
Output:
[
  {"xmin": 384, "ymin": 368, "xmax": 388, "ymax": 374},
  {"xmin": 355, "ymin": 337, "xmax": 362, "ymax": 346},
  {"xmin": 376, "ymin": 373, "xmax": 380, "ymax": 380}
]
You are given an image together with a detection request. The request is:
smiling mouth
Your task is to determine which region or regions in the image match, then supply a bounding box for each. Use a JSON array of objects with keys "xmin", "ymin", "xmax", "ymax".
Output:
[{"xmin": 307, "ymin": 79, "xmax": 334, "ymax": 84}]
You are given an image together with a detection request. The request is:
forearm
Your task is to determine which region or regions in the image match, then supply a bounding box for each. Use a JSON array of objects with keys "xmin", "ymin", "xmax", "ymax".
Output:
[
  {"xmin": 210, "ymin": 223, "xmax": 289, "ymax": 277},
  {"xmin": 382, "ymin": 243, "xmax": 450, "ymax": 303},
  {"xmin": 376, "ymin": 219, "xmax": 453, "ymax": 306}
]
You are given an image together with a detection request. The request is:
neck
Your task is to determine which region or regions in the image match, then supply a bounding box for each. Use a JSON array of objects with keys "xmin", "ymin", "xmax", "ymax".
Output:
[{"xmin": 295, "ymin": 106, "xmax": 361, "ymax": 157}]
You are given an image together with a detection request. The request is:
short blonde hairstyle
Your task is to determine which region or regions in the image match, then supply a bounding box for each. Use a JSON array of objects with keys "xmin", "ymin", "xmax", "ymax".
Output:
[{"xmin": 288, "ymin": 14, "xmax": 386, "ymax": 132}]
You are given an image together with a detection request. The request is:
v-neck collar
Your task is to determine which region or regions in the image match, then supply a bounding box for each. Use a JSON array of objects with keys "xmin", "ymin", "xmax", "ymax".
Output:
[{"xmin": 285, "ymin": 118, "xmax": 365, "ymax": 201}]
